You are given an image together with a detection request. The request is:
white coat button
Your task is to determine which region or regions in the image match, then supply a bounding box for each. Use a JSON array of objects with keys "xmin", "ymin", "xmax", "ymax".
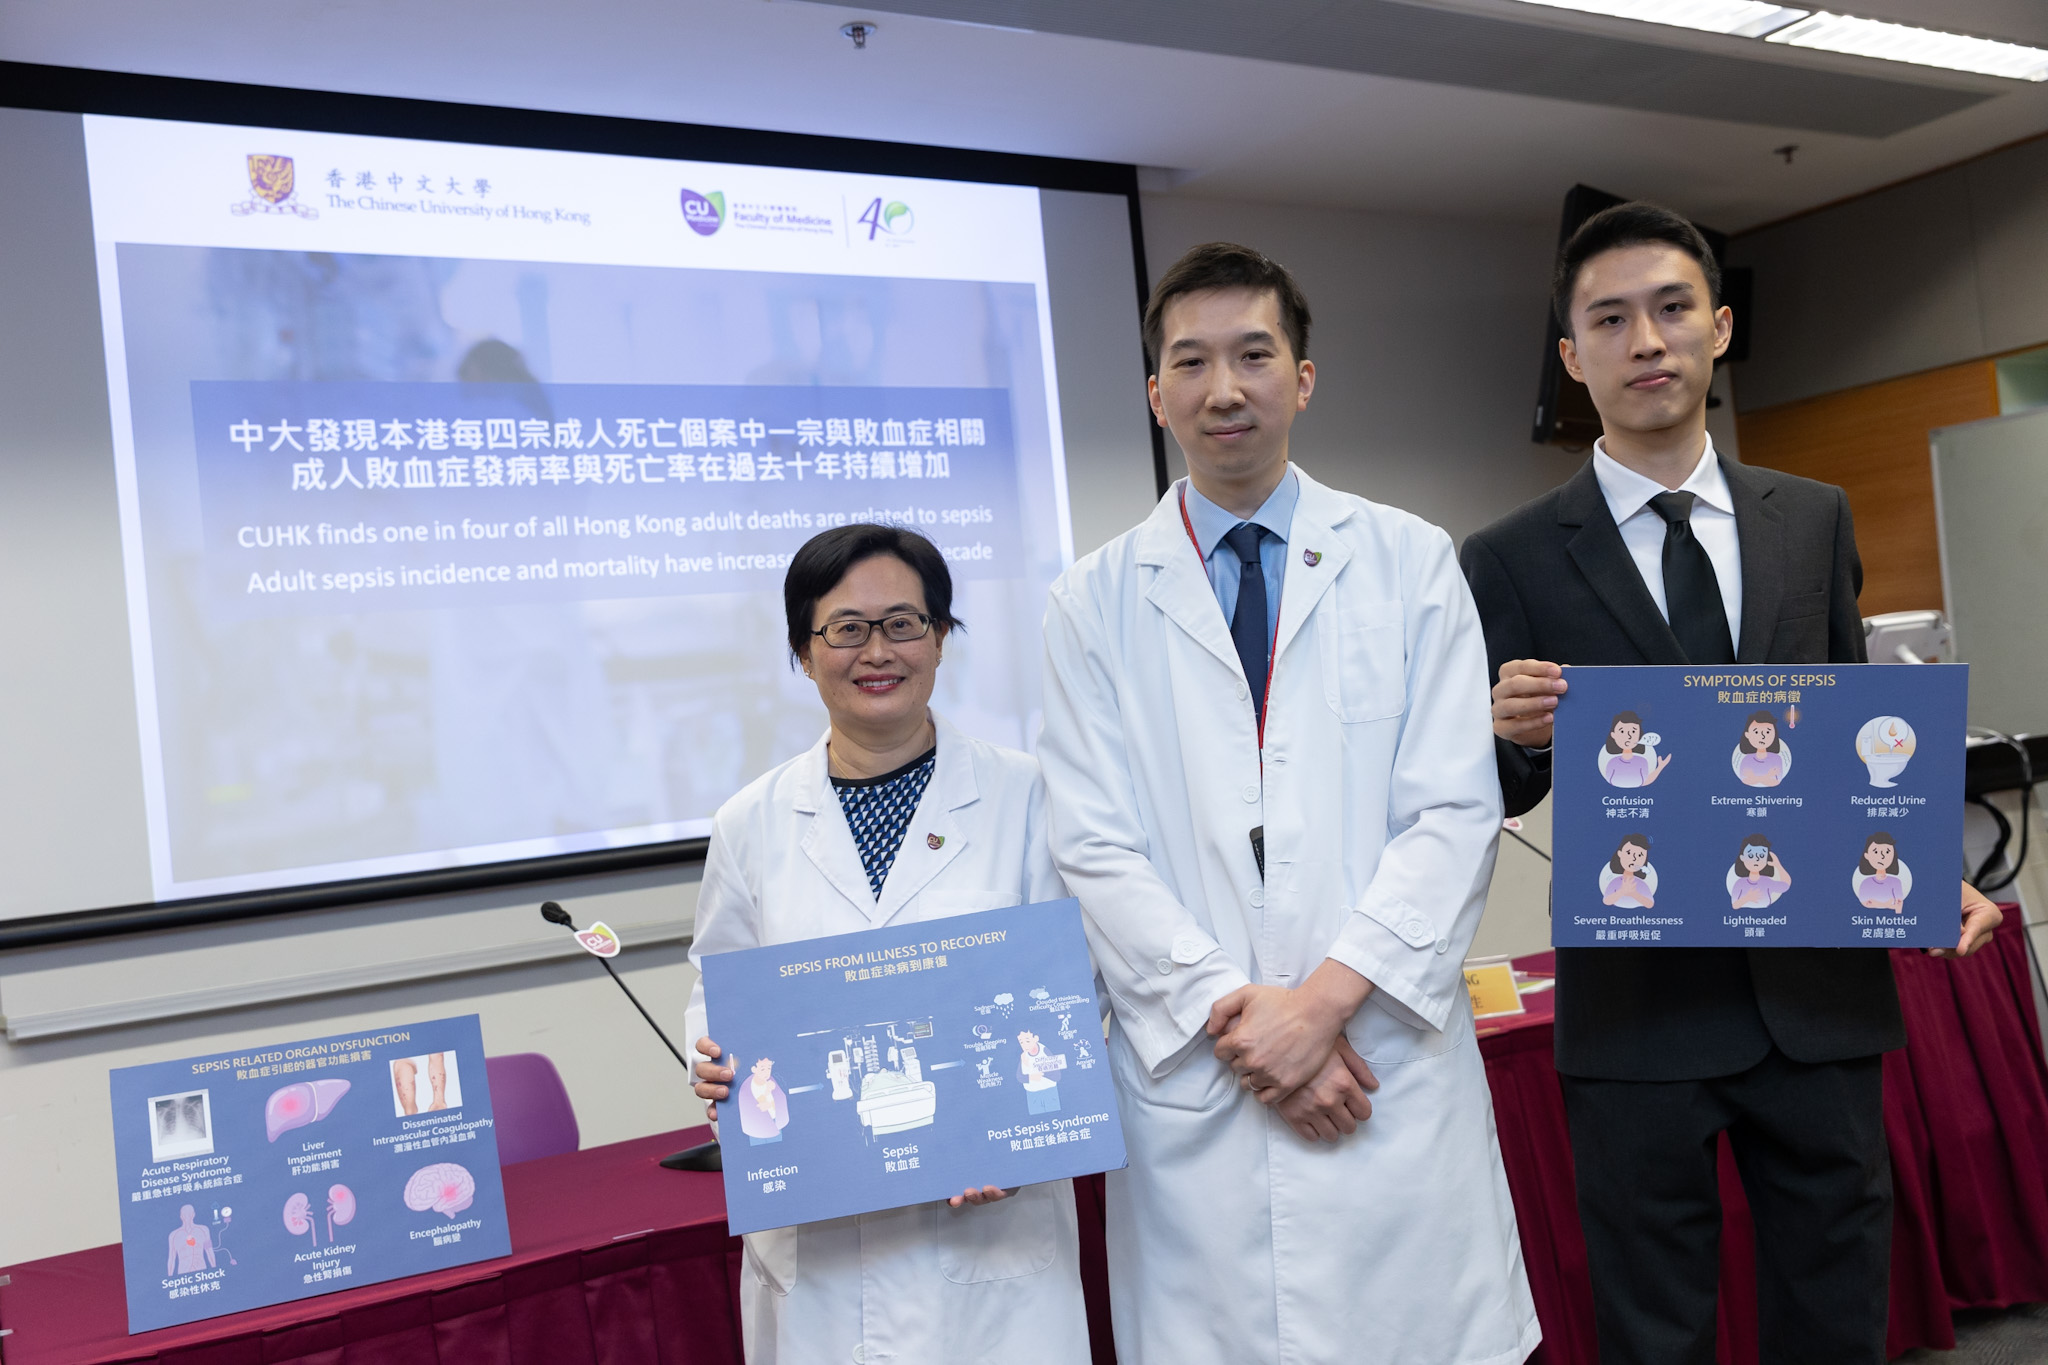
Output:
[
  {"xmin": 1237, "ymin": 681, "xmax": 1249, "ymax": 700},
  {"xmin": 853, "ymin": 1347, "xmax": 866, "ymax": 1365},
  {"xmin": 1171, "ymin": 937, "xmax": 1205, "ymax": 964},
  {"xmin": 1250, "ymin": 888, "xmax": 1265, "ymax": 908},
  {"xmin": 1156, "ymin": 958, "xmax": 1173, "ymax": 975},
  {"xmin": 1404, "ymin": 920, "xmax": 1427, "ymax": 939},
  {"xmin": 1242, "ymin": 784, "xmax": 1259, "ymax": 803},
  {"xmin": 1435, "ymin": 938, "xmax": 1451, "ymax": 954}
]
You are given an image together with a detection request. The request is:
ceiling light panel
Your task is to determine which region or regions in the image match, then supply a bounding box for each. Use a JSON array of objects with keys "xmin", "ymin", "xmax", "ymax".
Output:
[
  {"xmin": 1766, "ymin": 13, "xmax": 2048, "ymax": 82},
  {"xmin": 1510, "ymin": 0, "xmax": 1809, "ymax": 39}
]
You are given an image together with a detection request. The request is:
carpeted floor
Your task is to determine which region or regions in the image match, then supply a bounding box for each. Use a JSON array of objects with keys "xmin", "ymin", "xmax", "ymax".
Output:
[{"xmin": 1897, "ymin": 1304, "xmax": 2048, "ymax": 1363}]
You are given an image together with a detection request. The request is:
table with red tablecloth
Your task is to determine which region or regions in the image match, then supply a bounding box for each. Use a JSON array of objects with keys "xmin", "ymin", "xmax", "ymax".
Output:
[
  {"xmin": 5, "ymin": 916, "xmax": 2045, "ymax": 1364},
  {"xmin": 1486, "ymin": 912, "xmax": 2048, "ymax": 1363}
]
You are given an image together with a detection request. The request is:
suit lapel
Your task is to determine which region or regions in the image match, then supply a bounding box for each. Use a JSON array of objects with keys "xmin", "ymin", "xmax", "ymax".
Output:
[
  {"xmin": 874, "ymin": 718, "xmax": 974, "ymax": 922},
  {"xmin": 795, "ymin": 737, "xmax": 888, "ymax": 918},
  {"xmin": 1557, "ymin": 461, "xmax": 1689, "ymax": 666},
  {"xmin": 1136, "ymin": 489, "xmax": 1246, "ymax": 680},
  {"xmin": 1272, "ymin": 468, "xmax": 1353, "ymax": 666},
  {"xmin": 1724, "ymin": 459, "xmax": 1784, "ymax": 664}
]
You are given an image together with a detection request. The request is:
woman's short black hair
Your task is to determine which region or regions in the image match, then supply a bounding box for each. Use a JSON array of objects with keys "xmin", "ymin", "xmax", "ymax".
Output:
[
  {"xmin": 783, "ymin": 523, "xmax": 962, "ymax": 662},
  {"xmin": 1738, "ymin": 710, "xmax": 1782, "ymax": 754},
  {"xmin": 1858, "ymin": 831, "xmax": 1899, "ymax": 877}
]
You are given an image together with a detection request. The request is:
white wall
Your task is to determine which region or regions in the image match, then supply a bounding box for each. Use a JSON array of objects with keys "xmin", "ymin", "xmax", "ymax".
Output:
[{"xmin": 1, "ymin": 191, "xmax": 1583, "ymax": 1270}]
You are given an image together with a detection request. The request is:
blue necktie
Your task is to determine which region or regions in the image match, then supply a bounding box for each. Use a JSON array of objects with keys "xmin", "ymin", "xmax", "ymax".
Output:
[{"xmin": 1224, "ymin": 523, "xmax": 1268, "ymax": 721}]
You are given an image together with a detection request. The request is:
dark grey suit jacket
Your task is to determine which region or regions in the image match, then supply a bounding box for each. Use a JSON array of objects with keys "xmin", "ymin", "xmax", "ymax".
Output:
[{"xmin": 1461, "ymin": 456, "xmax": 1905, "ymax": 1081}]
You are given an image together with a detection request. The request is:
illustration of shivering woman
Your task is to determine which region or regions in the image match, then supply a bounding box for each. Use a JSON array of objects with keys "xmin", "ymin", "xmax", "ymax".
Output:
[
  {"xmin": 1602, "ymin": 711, "xmax": 1671, "ymax": 788},
  {"xmin": 1857, "ymin": 831, "xmax": 1909, "ymax": 910},
  {"xmin": 1735, "ymin": 710, "xmax": 1788, "ymax": 787},
  {"xmin": 1602, "ymin": 833, "xmax": 1656, "ymax": 908},
  {"xmin": 1730, "ymin": 834, "xmax": 1791, "ymax": 908}
]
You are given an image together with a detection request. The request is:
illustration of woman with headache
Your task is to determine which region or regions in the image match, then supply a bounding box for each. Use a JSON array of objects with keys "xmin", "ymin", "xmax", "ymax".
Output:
[
  {"xmin": 1602, "ymin": 834, "xmax": 1655, "ymax": 907},
  {"xmin": 1735, "ymin": 710, "xmax": 1787, "ymax": 787},
  {"xmin": 1730, "ymin": 834, "xmax": 1791, "ymax": 908},
  {"xmin": 1602, "ymin": 711, "xmax": 1671, "ymax": 787},
  {"xmin": 1858, "ymin": 832, "xmax": 1907, "ymax": 910}
]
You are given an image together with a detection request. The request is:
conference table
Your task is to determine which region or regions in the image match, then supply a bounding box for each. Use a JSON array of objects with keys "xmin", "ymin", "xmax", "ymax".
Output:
[{"xmin": 4, "ymin": 915, "xmax": 2045, "ymax": 1364}]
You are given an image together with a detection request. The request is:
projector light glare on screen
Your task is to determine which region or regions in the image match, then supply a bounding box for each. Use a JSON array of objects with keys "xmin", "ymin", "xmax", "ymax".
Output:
[
  {"xmin": 1766, "ymin": 12, "xmax": 2048, "ymax": 82},
  {"xmin": 1509, "ymin": 0, "xmax": 1809, "ymax": 39}
]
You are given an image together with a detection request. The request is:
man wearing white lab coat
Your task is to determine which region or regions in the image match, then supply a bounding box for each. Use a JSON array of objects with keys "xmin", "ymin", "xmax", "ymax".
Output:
[{"xmin": 1039, "ymin": 242, "xmax": 1538, "ymax": 1364}]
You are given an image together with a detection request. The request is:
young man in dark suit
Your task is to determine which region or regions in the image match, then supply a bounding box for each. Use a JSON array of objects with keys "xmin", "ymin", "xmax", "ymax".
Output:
[{"xmin": 1460, "ymin": 203, "xmax": 2003, "ymax": 1364}]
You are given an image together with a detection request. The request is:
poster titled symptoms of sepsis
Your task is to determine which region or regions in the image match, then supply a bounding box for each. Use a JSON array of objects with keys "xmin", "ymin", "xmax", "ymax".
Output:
[
  {"xmin": 700, "ymin": 899, "xmax": 1126, "ymax": 1237},
  {"xmin": 109, "ymin": 1014, "xmax": 510, "ymax": 1333},
  {"xmin": 1552, "ymin": 664, "xmax": 1966, "ymax": 948}
]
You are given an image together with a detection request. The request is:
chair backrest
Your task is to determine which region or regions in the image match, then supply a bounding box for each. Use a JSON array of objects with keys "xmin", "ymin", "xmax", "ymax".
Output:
[{"xmin": 485, "ymin": 1052, "xmax": 580, "ymax": 1164}]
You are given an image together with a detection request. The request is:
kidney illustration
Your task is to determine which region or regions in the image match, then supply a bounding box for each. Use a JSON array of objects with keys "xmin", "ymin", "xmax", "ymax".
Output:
[
  {"xmin": 404, "ymin": 1162, "xmax": 477, "ymax": 1219},
  {"xmin": 265, "ymin": 1078, "xmax": 352, "ymax": 1142},
  {"xmin": 282, "ymin": 1191, "xmax": 316, "ymax": 1247},
  {"xmin": 326, "ymin": 1183, "xmax": 356, "ymax": 1243}
]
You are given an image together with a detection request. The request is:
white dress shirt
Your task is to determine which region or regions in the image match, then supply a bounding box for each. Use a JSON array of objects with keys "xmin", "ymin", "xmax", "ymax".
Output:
[{"xmin": 1592, "ymin": 435, "xmax": 1743, "ymax": 651}]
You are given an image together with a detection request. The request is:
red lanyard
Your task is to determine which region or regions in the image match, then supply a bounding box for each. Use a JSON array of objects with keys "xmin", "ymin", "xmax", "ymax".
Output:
[{"xmin": 1179, "ymin": 485, "xmax": 1282, "ymax": 751}]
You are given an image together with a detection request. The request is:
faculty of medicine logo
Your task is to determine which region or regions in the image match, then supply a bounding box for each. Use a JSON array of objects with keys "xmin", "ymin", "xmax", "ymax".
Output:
[
  {"xmin": 857, "ymin": 196, "xmax": 914, "ymax": 240},
  {"xmin": 231, "ymin": 154, "xmax": 318, "ymax": 219},
  {"xmin": 681, "ymin": 188, "xmax": 725, "ymax": 236}
]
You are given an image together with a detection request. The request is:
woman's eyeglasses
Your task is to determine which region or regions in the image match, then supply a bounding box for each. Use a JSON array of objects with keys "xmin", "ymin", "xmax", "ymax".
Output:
[{"xmin": 812, "ymin": 613, "xmax": 935, "ymax": 649}]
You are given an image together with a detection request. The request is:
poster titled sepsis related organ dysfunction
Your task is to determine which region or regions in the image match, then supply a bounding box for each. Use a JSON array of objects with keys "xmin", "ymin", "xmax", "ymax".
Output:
[
  {"xmin": 1552, "ymin": 664, "xmax": 1966, "ymax": 948},
  {"xmin": 109, "ymin": 1014, "xmax": 510, "ymax": 1333},
  {"xmin": 701, "ymin": 900, "xmax": 1127, "ymax": 1237}
]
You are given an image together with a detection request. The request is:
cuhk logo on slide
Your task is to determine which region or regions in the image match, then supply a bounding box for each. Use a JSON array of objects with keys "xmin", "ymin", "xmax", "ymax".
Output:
[
  {"xmin": 232, "ymin": 154, "xmax": 317, "ymax": 219},
  {"xmin": 681, "ymin": 188, "xmax": 725, "ymax": 236}
]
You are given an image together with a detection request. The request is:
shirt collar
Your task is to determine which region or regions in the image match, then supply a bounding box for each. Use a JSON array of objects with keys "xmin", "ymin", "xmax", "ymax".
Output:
[
  {"xmin": 1181, "ymin": 465, "xmax": 1299, "ymax": 559},
  {"xmin": 1592, "ymin": 435, "xmax": 1732, "ymax": 525}
]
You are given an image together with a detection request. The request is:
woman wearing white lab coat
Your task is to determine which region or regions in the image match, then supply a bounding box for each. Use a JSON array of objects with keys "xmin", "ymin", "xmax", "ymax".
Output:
[{"xmin": 687, "ymin": 523, "xmax": 1090, "ymax": 1365}]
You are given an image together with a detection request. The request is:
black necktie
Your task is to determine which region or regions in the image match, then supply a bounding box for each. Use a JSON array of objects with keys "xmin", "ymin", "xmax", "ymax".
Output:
[
  {"xmin": 1648, "ymin": 491, "xmax": 1735, "ymax": 665},
  {"xmin": 1224, "ymin": 523, "xmax": 1269, "ymax": 720}
]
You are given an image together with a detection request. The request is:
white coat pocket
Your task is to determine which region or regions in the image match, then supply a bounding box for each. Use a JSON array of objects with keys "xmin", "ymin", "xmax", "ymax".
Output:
[
  {"xmin": 937, "ymin": 1180, "xmax": 1059, "ymax": 1283},
  {"xmin": 1108, "ymin": 1018, "xmax": 1237, "ymax": 1113},
  {"xmin": 1345, "ymin": 990, "xmax": 1472, "ymax": 1065},
  {"xmin": 743, "ymin": 1225, "xmax": 799, "ymax": 1296},
  {"xmin": 1318, "ymin": 609, "xmax": 1407, "ymax": 723}
]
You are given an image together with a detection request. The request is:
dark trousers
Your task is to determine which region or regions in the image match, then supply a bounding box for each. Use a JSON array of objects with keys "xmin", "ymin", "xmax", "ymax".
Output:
[{"xmin": 1561, "ymin": 1049, "xmax": 1891, "ymax": 1365}]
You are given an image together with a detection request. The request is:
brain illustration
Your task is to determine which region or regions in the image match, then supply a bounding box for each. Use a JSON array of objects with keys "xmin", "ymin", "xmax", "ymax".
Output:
[
  {"xmin": 265, "ymin": 1078, "xmax": 352, "ymax": 1142},
  {"xmin": 282, "ymin": 1191, "xmax": 313, "ymax": 1237},
  {"xmin": 404, "ymin": 1163, "xmax": 476, "ymax": 1219}
]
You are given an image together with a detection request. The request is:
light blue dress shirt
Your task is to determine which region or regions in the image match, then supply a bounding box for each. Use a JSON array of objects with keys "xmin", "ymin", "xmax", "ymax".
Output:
[{"xmin": 1181, "ymin": 467, "xmax": 1298, "ymax": 648}]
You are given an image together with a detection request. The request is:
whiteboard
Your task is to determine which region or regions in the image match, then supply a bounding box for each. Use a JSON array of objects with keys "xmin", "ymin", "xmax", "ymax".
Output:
[{"xmin": 1932, "ymin": 406, "xmax": 2048, "ymax": 735}]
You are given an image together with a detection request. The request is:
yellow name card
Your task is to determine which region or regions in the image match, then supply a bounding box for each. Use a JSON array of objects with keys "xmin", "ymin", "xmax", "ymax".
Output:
[{"xmin": 1464, "ymin": 961, "xmax": 1525, "ymax": 1019}]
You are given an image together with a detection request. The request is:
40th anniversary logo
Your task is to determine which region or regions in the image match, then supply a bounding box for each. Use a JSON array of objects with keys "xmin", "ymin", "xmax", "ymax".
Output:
[{"xmin": 232, "ymin": 154, "xmax": 318, "ymax": 220}]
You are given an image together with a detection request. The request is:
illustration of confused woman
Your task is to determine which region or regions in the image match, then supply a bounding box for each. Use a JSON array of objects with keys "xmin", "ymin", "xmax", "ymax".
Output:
[
  {"xmin": 1601, "ymin": 834, "xmax": 1658, "ymax": 908},
  {"xmin": 1856, "ymin": 832, "xmax": 1911, "ymax": 910},
  {"xmin": 1728, "ymin": 834, "xmax": 1791, "ymax": 908},
  {"xmin": 1601, "ymin": 712, "xmax": 1670, "ymax": 788},
  {"xmin": 736, "ymin": 1057, "xmax": 790, "ymax": 1145},
  {"xmin": 1732, "ymin": 710, "xmax": 1791, "ymax": 787}
]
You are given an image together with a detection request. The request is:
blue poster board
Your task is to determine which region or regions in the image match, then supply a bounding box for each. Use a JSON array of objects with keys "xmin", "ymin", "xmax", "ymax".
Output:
[
  {"xmin": 1552, "ymin": 664, "xmax": 1966, "ymax": 948},
  {"xmin": 109, "ymin": 1014, "xmax": 511, "ymax": 1333},
  {"xmin": 700, "ymin": 899, "xmax": 1127, "ymax": 1236}
]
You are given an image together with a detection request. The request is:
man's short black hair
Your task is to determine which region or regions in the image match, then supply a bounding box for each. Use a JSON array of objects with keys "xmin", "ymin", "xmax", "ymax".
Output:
[
  {"xmin": 1143, "ymin": 242, "xmax": 1312, "ymax": 371},
  {"xmin": 1552, "ymin": 202, "xmax": 1721, "ymax": 337},
  {"xmin": 783, "ymin": 523, "xmax": 962, "ymax": 661}
]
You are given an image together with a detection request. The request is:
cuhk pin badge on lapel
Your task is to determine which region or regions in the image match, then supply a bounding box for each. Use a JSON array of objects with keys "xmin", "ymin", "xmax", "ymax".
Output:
[
  {"xmin": 1302, "ymin": 549, "xmax": 1321, "ymax": 567},
  {"xmin": 927, "ymin": 833, "xmax": 945, "ymax": 850}
]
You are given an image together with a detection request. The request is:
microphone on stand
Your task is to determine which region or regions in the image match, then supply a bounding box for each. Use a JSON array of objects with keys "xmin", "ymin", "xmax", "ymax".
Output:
[{"xmin": 540, "ymin": 901, "xmax": 721, "ymax": 1172}]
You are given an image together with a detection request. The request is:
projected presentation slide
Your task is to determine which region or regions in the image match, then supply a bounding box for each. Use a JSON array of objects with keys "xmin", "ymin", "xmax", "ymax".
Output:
[{"xmin": 82, "ymin": 115, "xmax": 1074, "ymax": 904}]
